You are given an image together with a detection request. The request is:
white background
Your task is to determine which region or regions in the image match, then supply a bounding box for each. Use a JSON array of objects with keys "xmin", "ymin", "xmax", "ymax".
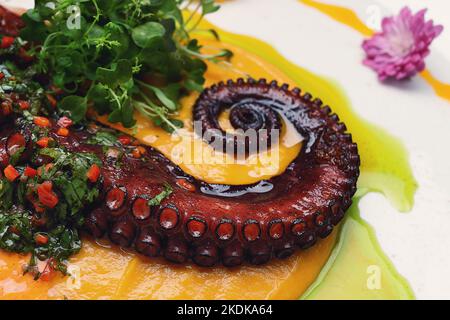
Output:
[{"xmin": 2, "ymin": 0, "xmax": 450, "ymax": 299}]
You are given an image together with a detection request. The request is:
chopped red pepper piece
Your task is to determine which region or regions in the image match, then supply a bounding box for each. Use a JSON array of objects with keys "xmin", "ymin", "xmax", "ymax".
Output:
[
  {"xmin": 131, "ymin": 148, "xmax": 142, "ymax": 158},
  {"xmin": 36, "ymin": 137, "xmax": 53, "ymax": 148},
  {"xmin": 176, "ymin": 178, "xmax": 196, "ymax": 193},
  {"xmin": 86, "ymin": 164, "xmax": 101, "ymax": 183},
  {"xmin": 35, "ymin": 234, "xmax": 49, "ymax": 245},
  {"xmin": 33, "ymin": 203, "xmax": 46, "ymax": 213},
  {"xmin": 18, "ymin": 100, "xmax": 30, "ymax": 110},
  {"xmin": 137, "ymin": 146, "xmax": 146, "ymax": 155},
  {"xmin": 118, "ymin": 135, "xmax": 131, "ymax": 145},
  {"xmin": 56, "ymin": 128, "xmax": 69, "ymax": 137},
  {"xmin": 23, "ymin": 166, "xmax": 38, "ymax": 178},
  {"xmin": 0, "ymin": 36, "xmax": 15, "ymax": 49},
  {"xmin": 33, "ymin": 116, "xmax": 51, "ymax": 128},
  {"xmin": 37, "ymin": 181, "xmax": 59, "ymax": 209},
  {"xmin": 4, "ymin": 165, "xmax": 19, "ymax": 182}
]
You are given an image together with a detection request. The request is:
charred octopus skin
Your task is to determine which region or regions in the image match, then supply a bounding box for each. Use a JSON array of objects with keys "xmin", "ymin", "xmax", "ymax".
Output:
[{"xmin": 0, "ymin": 79, "xmax": 360, "ymax": 267}]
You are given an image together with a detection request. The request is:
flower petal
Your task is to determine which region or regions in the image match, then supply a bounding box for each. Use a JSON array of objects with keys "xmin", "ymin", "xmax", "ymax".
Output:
[{"xmin": 362, "ymin": 6, "xmax": 443, "ymax": 81}]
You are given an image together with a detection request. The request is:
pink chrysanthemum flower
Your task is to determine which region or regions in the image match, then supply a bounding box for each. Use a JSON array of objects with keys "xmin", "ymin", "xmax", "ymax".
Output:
[{"xmin": 362, "ymin": 7, "xmax": 443, "ymax": 81}]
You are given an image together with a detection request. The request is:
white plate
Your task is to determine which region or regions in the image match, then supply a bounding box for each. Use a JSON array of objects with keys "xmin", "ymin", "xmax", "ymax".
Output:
[{"xmin": 2, "ymin": 0, "xmax": 449, "ymax": 299}]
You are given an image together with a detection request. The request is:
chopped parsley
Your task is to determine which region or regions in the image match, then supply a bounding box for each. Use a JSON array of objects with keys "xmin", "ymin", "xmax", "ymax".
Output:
[
  {"xmin": 87, "ymin": 131, "xmax": 119, "ymax": 147},
  {"xmin": 0, "ymin": 145, "xmax": 102, "ymax": 278},
  {"xmin": 0, "ymin": 207, "xmax": 82, "ymax": 278},
  {"xmin": 148, "ymin": 183, "xmax": 173, "ymax": 206},
  {"xmin": 38, "ymin": 147, "xmax": 102, "ymax": 220}
]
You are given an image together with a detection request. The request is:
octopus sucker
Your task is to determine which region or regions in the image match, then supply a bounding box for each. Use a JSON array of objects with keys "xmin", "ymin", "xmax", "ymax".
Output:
[{"xmin": 0, "ymin": 77, "xmax": 360, "ymax": 267}]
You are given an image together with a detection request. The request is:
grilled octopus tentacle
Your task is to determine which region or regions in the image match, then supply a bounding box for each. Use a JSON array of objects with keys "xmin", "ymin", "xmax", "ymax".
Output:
[
  {"xmin": 0, "ymin": 6, "xmax": 359, "ymax": 267},
  {"xmin": 0, "ymin": 79, "xmax": 360, "ymax": 267}
]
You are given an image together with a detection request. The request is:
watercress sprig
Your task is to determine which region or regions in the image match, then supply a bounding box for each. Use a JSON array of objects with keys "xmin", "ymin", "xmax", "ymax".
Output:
[{"xmin": 19, "ymin": 0, "xmax": 229, "ymax": 132}]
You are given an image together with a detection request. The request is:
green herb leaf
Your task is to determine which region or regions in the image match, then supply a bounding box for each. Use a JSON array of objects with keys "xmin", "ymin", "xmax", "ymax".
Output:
[
  {"xmin": 148, "ymin": 184, "xmax": 173, "ymax": 206},
  {"xmin": 87, "ymin": 84, "xmax": 111, "ymax": 114},
  {"xmin": 161, "ymin": 118, "xmax": 184, "ymax": 133},
  {"xmin": 87, "ymin": 131, "xmax": 118, "ymax": 147},
  {"xmin": 59, "ymin": 95, "xmax": 88, "ymax": 123},
  {"xmin": 132, "ymin": 22, "xmax": 166, "ymax": 48},
  {"xmin": 0, "ymin": 179, "xmax": 13, "ymax": 211},
  {"xmin": 96, "ymin": 60, "xmax": 133, "ymax": 88},
  {"xmin": 201, "ymin": 0, "xmax": 221, "ymax": 15},
  {"xmin": 12, "ymin": 0, "xmax": 226, "ymax": 131}
]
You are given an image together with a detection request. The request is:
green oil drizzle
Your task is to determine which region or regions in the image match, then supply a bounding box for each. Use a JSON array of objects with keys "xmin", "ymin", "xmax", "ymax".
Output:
[
  {"xmin": 200, "ymin": 21, "xmax": 418, "ymax": 299},
  {"xmin": 301, "ymin": 201, "xmax": 415, "ymax": 300}
]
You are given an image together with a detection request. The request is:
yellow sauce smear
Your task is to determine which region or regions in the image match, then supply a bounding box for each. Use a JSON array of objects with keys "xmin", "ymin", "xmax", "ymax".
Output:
[
  {"xmin": 0, "ymin": 36, "xmax": 335, "ymax": 300},
  {"xmin": 299, "ymin": 0, "xmax": 450, "ymax": 103}
]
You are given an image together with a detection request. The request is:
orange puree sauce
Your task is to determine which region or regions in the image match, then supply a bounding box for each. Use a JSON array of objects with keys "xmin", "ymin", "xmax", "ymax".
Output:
[
  {"xmin": 0, "ymin": 234, "xmax": 336, "ymax": 299},
  {"xmin": 0, "ymin": 38, "xmax": 335, "ymax": 300}
]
